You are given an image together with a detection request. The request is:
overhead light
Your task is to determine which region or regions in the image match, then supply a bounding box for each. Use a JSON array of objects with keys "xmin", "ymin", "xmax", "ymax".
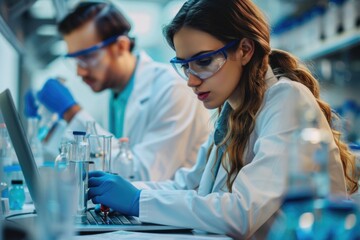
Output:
[
  {"xmin": 36, "ymin": 25, "xmax": 58, "ymax": 36},
  {"xmin": 29, "ymin": 0, "xmax": 56, "ymax": 19}
]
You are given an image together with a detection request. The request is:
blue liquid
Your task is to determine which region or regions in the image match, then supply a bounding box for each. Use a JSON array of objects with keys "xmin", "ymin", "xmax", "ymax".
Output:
[
  {"xmin": 9, "ymin": 185, "xmax": 25, "ymax": 210},
  {"xmin": 37, "ymin": 126, "xmax": 49, "ymax": 141}
]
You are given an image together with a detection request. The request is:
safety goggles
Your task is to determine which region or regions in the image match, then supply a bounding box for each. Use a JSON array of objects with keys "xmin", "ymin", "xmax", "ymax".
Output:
[
  {"xmin": 170, "ymin": 40, "xmax": 239, "ymax": 81},
  {"xmin": 64, "ymin": 35, "xmax": 121, "ymax": 69}
]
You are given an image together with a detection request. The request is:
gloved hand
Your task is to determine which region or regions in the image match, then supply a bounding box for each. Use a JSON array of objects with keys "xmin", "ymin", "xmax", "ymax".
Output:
[
  {"xmin": 36, "ymin": 78, "xmax": 77, "ymax": 118},
  {"xmin": 88, "ymin": 171, "xmax": 141, "ymax": 216},
  {"xmin": 24, "ymin": 90, "xmax": 38, "ymax": 118}
]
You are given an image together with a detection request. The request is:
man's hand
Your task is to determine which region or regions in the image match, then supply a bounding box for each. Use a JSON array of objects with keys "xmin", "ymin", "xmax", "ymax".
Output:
[{"xmin": 37, "ymin": 78, "xmax": 77, "ymax": 119}]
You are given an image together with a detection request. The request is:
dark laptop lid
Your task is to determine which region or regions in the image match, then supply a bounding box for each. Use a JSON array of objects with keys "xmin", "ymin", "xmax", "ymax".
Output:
[{"xmin": 0, "ymin": 89, "xmax": 41, "ymax": 212}]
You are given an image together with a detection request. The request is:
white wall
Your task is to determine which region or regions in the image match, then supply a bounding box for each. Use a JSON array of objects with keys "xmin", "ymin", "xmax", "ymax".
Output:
[{"xmin": 0, "ymin": 34, "xmax": 19, "ymax": 106}]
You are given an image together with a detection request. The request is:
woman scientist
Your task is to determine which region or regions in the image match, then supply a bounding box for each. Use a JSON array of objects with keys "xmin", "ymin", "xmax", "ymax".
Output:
[{"xmin": 87, "ymin": 0, "xmax": 358, "ymax": 238}]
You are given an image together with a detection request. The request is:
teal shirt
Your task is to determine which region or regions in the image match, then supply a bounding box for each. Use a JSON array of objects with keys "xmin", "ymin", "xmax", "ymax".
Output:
[{"xmin": 109, "ymin": 61, "xmax": 137, "ymax": 138}]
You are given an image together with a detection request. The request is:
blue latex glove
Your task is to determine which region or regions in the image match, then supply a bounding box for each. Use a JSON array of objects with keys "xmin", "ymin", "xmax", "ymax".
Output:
[
  {"xmin": 88, "ymin": 171, "xmax": 141, "ymax": 217},
  {"xmin": 36, "ymin": 78, "xmax": 77, "ymax": 118},
  {"xmin": 24, "ymin": 90, "xmax": 38, "ymax": 118}
]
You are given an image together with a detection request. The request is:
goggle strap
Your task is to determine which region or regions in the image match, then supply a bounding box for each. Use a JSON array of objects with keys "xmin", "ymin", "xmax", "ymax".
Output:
[{"xmin": 65, "ymin": 35, "xmax": 122, "ymax": 58}]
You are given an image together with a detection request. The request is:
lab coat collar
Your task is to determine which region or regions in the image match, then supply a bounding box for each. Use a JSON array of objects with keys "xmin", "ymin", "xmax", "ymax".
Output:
[
  {"xmin": 214, "ymin": 102, "xmax": 232, "ymax": 147},
  {"xmin": 123, "ymin": 51, "xmax": 154, "ymax": 136},
  {"xmin": 265, "ymin": 65, "xmax": 278, "ymax": 89}
]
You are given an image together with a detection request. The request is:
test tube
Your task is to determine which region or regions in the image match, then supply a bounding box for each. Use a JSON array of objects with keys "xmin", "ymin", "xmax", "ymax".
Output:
[
  {"xmin": 103, "ymin": 135, "xmax": 112, "ymax": 172},
  {"xmin": 101, "ymin": 135, "xmax": 112, "ymax": 223},
  {"xmin": 70, "ymin": 131, "xmax": 89, "ymax": 224}
]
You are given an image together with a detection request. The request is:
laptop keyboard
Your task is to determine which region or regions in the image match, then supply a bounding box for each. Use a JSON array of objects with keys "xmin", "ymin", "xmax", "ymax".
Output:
[{"xmin": 86, "ymin": 209, "xmax": 141, "ymax": 225}]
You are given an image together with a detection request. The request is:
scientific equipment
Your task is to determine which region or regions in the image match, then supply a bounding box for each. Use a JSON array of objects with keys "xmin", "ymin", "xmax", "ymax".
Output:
[
  {"xmin": 8, "ymin": 179, "xmax": 25, "ymax": 210},
  {"xmin": 54, "ymin": 141, "xmax": 71, "ymax": 170},
  {"xmin": 314, "ymin": 199, "xmax": 360, "ymax": 239},
  {"xmin": 86, "ymin": 121, "xmax": 98, "ymax": 136},
  {"xmin": 27, "ymin": 118, "xmax": 44, "ymax": 167},
  {"xmin": 268, "ymin": 103, "xmax": 332, "ymax": 239},
  {"xmin": 88, "ymin": 134, "xmax": 112, "ymax": 222},
  {"xmin": 37, "ymin": 77, "xmax": 67, "ymax": 141},
  {"xmin": 37, "ymin": 104, "xmax": 58, "ymax": 141},
  {"xmin": 287, "ymin": 103, "xmax": 331, "ymax": 199},
  {"xmin": 70, "ymin": 131, "xmax": 89, "ymax": 224},
  {"xmin": 0, "ymin": 124, "xmax": 10, "ymax": 199},
  {"xmin": 0, "ymin": 123, "xmax": 12, "ymax": 167},
  {"xmin": 113, "ymin": 137, "xmax": 134, "ymax": 181}
]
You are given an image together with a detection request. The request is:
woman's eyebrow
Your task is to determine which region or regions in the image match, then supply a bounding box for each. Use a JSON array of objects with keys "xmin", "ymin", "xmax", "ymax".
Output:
[{"xmin": 176, "ymin": 50, "xmax": 213, "ymax": 60}]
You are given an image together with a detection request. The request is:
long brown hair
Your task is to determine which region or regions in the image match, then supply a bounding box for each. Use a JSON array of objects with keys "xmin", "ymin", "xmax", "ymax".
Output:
[{"xmin": 164, "ymin": 0, "xmax": 358, "ymax": 194}]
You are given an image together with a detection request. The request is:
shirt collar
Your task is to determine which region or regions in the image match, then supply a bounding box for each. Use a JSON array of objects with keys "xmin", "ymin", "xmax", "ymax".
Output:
[{"xmin": 112, "ymin": 55, "xmax": 139, "ymax": 101}]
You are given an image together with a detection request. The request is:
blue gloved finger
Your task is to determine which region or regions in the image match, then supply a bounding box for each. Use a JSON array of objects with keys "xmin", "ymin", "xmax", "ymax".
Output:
[
  {"xmin": 88, "ymin": 175, "xmax": 107, "ymax": 187},
  {"xmin": 88, "ymin": 185, "xmax": 102, "ymax": 200},
  {"xmin": 92, "ymin": 195, "xmax": 106, "ymax": 205},
  {"xmin": 24, "ymin": 90, "xmax": 38, "ymax": 118},
  {"xmin": 88, "ymin": 171, "xmax": 106, "ymax": 178}
]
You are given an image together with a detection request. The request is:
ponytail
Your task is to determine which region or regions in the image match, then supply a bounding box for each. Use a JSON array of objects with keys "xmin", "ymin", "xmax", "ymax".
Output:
[{"xmin": 269, "ymin": 49, "xmax": 358, "ymax": 194}]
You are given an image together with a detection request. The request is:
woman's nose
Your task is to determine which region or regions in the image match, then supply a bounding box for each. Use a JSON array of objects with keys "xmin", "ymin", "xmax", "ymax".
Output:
[{"xmin": 187, "ymin": 74, "xmax": 202, "ymax": 88}]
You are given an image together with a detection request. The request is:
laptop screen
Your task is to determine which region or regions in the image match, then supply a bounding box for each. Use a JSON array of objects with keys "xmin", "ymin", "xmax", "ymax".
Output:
[{"xmin": 0, "ymin": 89, "xmax": 41, "ymax": 212}]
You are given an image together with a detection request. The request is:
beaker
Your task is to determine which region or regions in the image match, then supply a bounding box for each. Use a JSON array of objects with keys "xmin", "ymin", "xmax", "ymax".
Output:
[
  {"xmin": 87, "ymin": 135, "xmax": 112, "ymax": 172},
  {"xmin": 69, "ymin": 131, "xmax": 89, "ymax": 224}
]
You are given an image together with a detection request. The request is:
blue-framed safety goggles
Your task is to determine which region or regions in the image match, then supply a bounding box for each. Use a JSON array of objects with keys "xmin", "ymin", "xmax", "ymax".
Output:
[
  {"xmin": 64, "ymin": 35, "xmax": 121, "ymax": 68},
  {"xmin": 170, "ymin": 40, "xmax": 240, "ymax": 80}
]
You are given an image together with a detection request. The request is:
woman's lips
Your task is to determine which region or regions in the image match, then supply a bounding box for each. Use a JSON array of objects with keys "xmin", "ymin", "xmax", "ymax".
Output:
[{"xmin": 197, "ymin": 91, "xmax": 210, "ymax": 101}]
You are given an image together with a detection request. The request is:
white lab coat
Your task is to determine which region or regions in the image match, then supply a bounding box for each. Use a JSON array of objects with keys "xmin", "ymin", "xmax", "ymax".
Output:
[
  {"xmin": 45, "ymin": 52, "xmax": 210, "ymax": 181},
  {"xmin": 134, "ymin": 67, "xmax": 347, "ymax": 239}
]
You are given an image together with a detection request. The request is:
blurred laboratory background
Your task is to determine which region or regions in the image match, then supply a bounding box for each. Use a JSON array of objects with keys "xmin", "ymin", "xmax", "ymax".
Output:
[{"xmin": 0, "ymin": 0, "xmax": 359, "ymax": 141}]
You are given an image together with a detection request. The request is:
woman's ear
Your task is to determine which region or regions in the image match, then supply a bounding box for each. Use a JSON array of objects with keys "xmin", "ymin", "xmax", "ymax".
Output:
[{"xmin": 237, "ymin": 38, "xmax": 254, "ymax": 66}]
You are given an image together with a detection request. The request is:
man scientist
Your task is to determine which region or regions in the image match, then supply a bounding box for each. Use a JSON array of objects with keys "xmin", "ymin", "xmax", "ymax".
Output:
[{"xmin": 25, "ymin": 1, "xmax": 210, "ymax": 181}]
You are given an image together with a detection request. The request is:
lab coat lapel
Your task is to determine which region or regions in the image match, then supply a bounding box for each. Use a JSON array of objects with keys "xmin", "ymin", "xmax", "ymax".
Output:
[
  {"xmin": 208, "ymin": 66, "xmax": 278, "ymax": 192},
  {"xmin": 198, "ymin": 146, "xmax": 220, "ymax": 196},
  {"xmin": 212, "ymin": 161, "xmax": 228, "ymax": 192},
  {"xmin": 124, "ymin": 52, "xmax": 152, "ymax": 136}
]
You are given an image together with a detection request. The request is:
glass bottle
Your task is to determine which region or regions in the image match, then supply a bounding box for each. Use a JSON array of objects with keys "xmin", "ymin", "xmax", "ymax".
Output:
[
  {"xmin": 27, "ymin": 118, "xmax": 44, "ymax": 167},
  {"xmin": 86, "ymin": 121, "xmax": 98, "ymax": 136},
  {"xmin": 268, "ymin": 103, "xmax": 331, "ymax": 239},
  {"xmin": 287, "ymin": 103, "xmax": 331, "ymax": 199},
  {"xmin": 314, "ymin": 199, "xmax": 360, "ymax": 239},
  {"xmin": 71, "ymin": 131, "xmax": 89, "ymax": 162},
  {"xmin": 55, "ymin": 142, "xmax": 71, "ymax": 170},
  {"xmin": 9, "ymin": 179, "xmax": 25, "ymax": 210},
  {"xmin": 113, "ymin": 138, "xmax": 134, "ymax": 181}
]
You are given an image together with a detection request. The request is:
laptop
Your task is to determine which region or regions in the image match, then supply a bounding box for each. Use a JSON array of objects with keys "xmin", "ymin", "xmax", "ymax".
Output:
[{"xmin": 0, "ymin": 89, "xmax": 187, "ymax": 233}]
